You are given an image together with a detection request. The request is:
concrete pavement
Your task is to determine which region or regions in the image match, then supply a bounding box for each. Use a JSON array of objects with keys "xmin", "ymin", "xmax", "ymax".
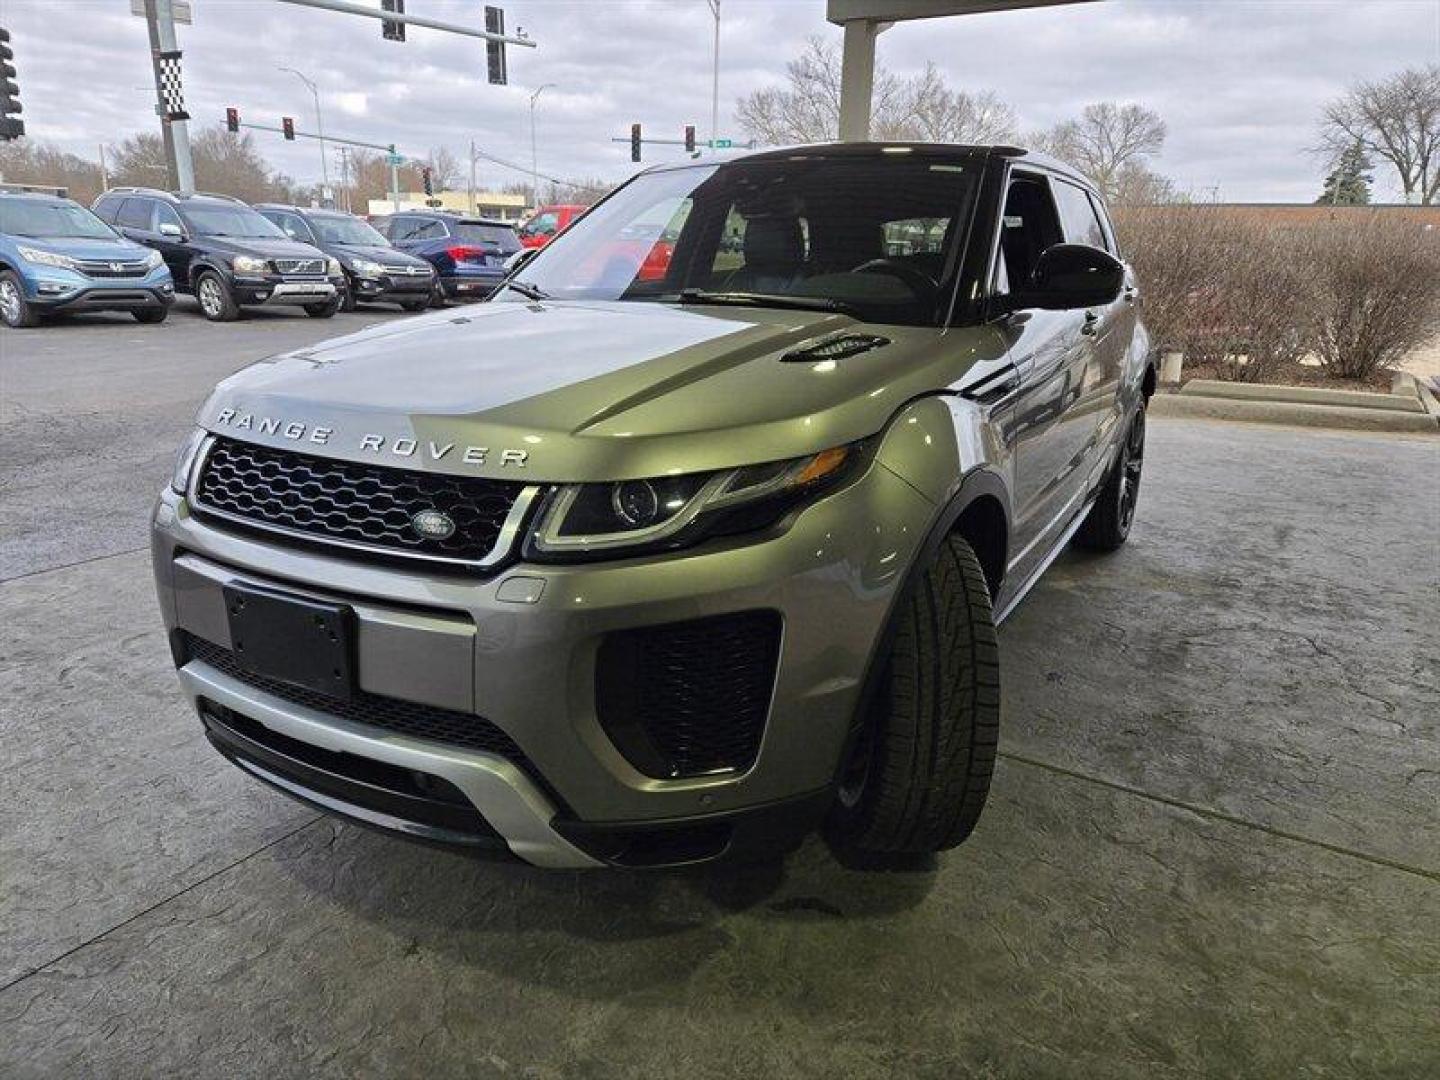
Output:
[{"xmin": 2, "ymin": 307, "xmax": 1437, "ymax": 1077}]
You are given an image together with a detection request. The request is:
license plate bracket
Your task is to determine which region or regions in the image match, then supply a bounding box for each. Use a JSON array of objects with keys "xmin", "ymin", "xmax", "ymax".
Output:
[{"xmin": 222, "ymin": 581, "xmax": 357, "ymax": 701}]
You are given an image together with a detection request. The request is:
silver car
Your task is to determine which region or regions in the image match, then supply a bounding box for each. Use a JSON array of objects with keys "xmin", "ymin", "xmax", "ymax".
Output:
[{"xmin": 152, "ymin": 143, "xmax": 1154, "ymax": 868}]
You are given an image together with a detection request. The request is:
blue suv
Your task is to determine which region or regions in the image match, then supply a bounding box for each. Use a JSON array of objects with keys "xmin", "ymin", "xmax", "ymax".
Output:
[
  {"xmin": 372, "ymin": 211, "xmax": 519, "ymax": 303},
  {"xmin": 0, "ymin": 189, "xmax": 174, "ymax": 328}
]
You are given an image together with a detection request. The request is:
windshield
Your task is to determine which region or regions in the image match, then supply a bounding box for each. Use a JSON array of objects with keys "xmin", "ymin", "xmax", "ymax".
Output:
[
  {"xmin": 0, "ymin": 199, "xmax": 117, "ymax": 240},
  {"xmin": 513, "ymin": 154, "xmax": 980, "ymax": 326},
  {"xmin": 454, "ymin": 222, "xmax": 520, "ymax": 252},
  {"xmin": 311, "ymin": 214, "xmax": 388, "ymax": 246},
  {"xmin": 180, "ymin": 204, "xmax": 286, "ymax": 239}
]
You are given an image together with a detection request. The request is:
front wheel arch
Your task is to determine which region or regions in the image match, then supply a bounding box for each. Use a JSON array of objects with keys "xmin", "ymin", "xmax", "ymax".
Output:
[{"xmin": 830, "ymin": 469, "xmax": 1010, "ymax": 787}]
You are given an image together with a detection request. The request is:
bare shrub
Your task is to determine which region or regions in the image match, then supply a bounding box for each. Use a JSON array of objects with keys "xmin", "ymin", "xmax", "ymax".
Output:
[
  {"xmin": 1112, "ymin": 205, "xmax": 1318, "ymax": 379},
  {"xmin": 1195, "ymin": 223, "xmax": 1320, "ymax": 382},
  {"xmin": 1112, "ymin": 204, "xmax": 1234, "ymax": 355},
  {"xmin": 1305, "ymin": 216, "xmax": 1440, "ymax": 379}
]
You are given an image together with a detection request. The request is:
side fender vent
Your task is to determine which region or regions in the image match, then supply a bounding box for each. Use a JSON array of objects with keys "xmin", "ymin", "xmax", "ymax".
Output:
[{"xmin": 781, "ymin": 333, "xmax": 890, "ymax": 364}]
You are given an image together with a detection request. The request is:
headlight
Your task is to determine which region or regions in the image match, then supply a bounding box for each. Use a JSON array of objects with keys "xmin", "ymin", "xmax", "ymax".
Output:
[
  {"xmin": 144, "ymin": 249, "xmax": 164, "ymax": 270},
  {"xmin": 232, "ymin": 255, "xmax": 268, "ymax": 274},
  {"xmin": 327, "ymin": 258, "xmax": 344, "ymax": 276},
  {"xmin": 17, "ymin": 245, "xmax": 79, "ymax": 271},
  {"xmin": 350, "ymin": 258, "xmax": 385, "ymax": 277},
  {"xmin": 170, "ymin": 427, "xmax": 209, "ymax": 494},
  {"xmin": 526, "ymin": 444, "xmax": 857, "ymax": 560}
]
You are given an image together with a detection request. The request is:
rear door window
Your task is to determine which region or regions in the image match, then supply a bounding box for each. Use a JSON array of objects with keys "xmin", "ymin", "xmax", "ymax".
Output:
[{"xmin": 1052, "ymin": 180, "xmax": 1109, "ymax": 251}]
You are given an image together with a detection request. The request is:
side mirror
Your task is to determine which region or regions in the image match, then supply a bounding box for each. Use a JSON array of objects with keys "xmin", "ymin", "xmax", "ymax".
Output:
[
  {"xmin": 158, "ymin": 222, "xmax": 184, "ymax": 238},
  {"xmin": 1012, "ymin": 243, "xmax": 1123, "ymax": 311}
]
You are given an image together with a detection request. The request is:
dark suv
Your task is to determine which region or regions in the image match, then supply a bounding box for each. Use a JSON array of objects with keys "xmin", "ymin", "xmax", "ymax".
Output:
[
  {"xmin": 372, "ymin": 211, "xmax": 519, "ymax": 303},
  {"xmin": 92, "ymin": 188, "xmax": 343, "ymax": 321},
  {"xmin": 253, "ymin": 204, "xmax": 435, "ymax": 313}
]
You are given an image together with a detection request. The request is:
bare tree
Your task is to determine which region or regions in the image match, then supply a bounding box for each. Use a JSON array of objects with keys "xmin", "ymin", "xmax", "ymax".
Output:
[
  {"xmin": 1319, "ymin": 65, "xmax": 1440, "ymax": 204},
  {"xmin": 0, "ymin": 140, "xmax": 106, "ymax": 204},
  {"xmin": 897, "ymin": 63, "xmax": 1018, "ymax": 143},
  {"xmin": 109, "ymin": 133, "xmax": 171, "ymax": 188},
  {"xmin": 425, "ymin": 146, "xmax": 462, "ymax": 191},
  {"xmin": 736, "ymin": 36, "xmax": 1016, "ymax": 146},
  {"xmin": 1033, "ymin": 102, "xmax": 1168, "ymax": 202},
  {"xmin": 1111, "ymin": 161, "xmax": 1177, "ymax": 207}
]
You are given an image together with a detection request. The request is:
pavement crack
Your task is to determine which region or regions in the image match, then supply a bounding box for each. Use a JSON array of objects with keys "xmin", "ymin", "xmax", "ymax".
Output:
[
  {"xmin": 0, "ymin": 815, "xmax": 324, "ymax": 998},
  {"xmin": 998, "ymin": 750, "xmax": 1440, "ymax": 884}
]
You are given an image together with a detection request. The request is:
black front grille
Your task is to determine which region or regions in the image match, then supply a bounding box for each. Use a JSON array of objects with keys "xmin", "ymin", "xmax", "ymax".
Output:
[
  {"xmin": 182, "ymin": 631, "xmax": 525, "ymax": 760},
  {"xmin": 194, "ymin": 437, "xmax": 526, "ymax": 565},
  {"xmin": 78, "ymin": 259, "xmax": 150, "ymax": 278},
  {"xmin": 595, "ymin": 611, "xmax": 782, "ymax": 779}
]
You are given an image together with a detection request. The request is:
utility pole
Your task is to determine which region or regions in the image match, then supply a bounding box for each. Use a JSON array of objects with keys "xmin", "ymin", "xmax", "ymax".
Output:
[
  {"xmin": 707, "ymin": 1, "xmax": 720, "ymax": 153},
  {"xmin": 97, "ymin": 143, "xmax": 110, "ymax": 192},
  {"xmin": 529, "ymin": 83, "xmax": 555, "ymax": 209},
  {"xmin": 388, "ymin": 145, "xmax": 401, "ymax": 211},
  {"xmin": 279, "ymin": 65, "xmax": 329, "ymax": 193},
  {"xmin": 143, "ymin": 0, "xmax": 194, "ymax": 192},
  {"xmin": 468, "ymin": 138, "xmax": 477, "ymax": 215}
]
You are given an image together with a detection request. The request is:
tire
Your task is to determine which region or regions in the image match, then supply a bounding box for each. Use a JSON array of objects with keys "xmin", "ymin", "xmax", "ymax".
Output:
[
  {"xmin": 339, "ymin": 282, "xmax": 358, "ymax": 313},
  {"xmin": 304, "ymin": 296, "xmax": 341, "ymax": 318},
  {"xmin": 1074, "ymin": 402, "xmax": 1146, "ymax": 553},
  {"xmin": 0, "ymin": 270, "xmax": 42, "ymax": 328},
  {"xmin": 195, "ymin": 271, "xmax": 239, "ymax": 321},
  {"xmin": 133, "ymin": 307, "xmax": 168, "ymax": 324},
  {"xmin": 428, "ymin": 283, "xmax": 447, "ymax": 309},
  {"xmin": 400, "ymin": 298, "xmax": 429, "ymax": 312},
  {"xmin": 825, "ymin": 534, "xmax": 1001, "ymax": 858}
]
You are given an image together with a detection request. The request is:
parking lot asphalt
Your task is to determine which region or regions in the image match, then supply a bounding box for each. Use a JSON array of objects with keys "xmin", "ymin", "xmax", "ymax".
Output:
[{"xmin": 2, "ymin": 305, "xmax": 1438, "ymax": 1078}]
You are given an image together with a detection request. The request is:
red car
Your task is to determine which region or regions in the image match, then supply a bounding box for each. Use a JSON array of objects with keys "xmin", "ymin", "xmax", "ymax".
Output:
[{"xmin": 517, "ymin": 204, "xmax": 588, "ymax": 250}]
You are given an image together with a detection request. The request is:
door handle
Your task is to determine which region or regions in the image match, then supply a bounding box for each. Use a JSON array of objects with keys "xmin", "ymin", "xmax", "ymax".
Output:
[
  {"xmin": 1122, "ymin": 285, "xmax": 1139, "ymax": 304},
  {"xmin": 1080, "ymin": 310, "xmax": 1101, "ymax": 336}
]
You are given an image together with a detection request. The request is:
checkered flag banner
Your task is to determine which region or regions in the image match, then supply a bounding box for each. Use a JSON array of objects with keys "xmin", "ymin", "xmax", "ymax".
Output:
[{"xmin": 156, "ymin": 49, "xmax": 189, "ymax": 121}]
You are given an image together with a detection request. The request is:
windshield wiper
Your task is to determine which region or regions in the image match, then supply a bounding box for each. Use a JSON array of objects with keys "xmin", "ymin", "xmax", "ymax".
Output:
[
  {"xmin": 673, "ymin": 288, "xmax": 863, "ymax": 319},
  {"xmin": 503, "ymin": 279, "xmax": 550, "ymax": 301}
]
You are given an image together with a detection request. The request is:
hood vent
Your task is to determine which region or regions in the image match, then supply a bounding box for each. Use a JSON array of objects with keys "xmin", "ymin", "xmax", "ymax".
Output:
[{"xmin": 781, "ymin": 333, "xmax": 890, "ymax": 364}]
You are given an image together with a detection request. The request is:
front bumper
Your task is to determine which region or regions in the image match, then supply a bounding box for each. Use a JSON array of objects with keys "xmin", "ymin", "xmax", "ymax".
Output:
[
  {"xmin": 150, "ymin": 458, "xmax": 934, "ymax": 867},
  {"xmin": 230, "ymin": 275, "xmax": 342, "ymax": 307},
  {"xmin": 27, "ymin": 270, "xmax": 175, "ymax": 312},
  {"xmin": 349, "ymin": 270, "xmax": 434, "ymax": 303}
]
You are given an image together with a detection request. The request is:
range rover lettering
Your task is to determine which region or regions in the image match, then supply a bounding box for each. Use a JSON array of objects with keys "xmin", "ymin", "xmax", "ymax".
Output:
[{"xmin": 153, "ymin": 143, "xmax": 1154, "ymax": 869}]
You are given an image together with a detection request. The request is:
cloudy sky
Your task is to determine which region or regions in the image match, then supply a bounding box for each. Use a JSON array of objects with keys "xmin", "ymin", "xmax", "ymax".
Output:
[{"xmin": 3, "ymin": 0, "xmax": 1438, "ymax": 201}]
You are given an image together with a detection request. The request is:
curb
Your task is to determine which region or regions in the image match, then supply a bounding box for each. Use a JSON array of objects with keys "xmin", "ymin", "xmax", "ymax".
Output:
[
  {"xmin": 1179, "ymin": 379, "xmax": 1427, "ymax": 414},
  {"xmin": 1150, "ymin": 392, "xmax": 1440, "ymax": 433}
]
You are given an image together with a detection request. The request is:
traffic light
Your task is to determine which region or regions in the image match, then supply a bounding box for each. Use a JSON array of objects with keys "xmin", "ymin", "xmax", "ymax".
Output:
[
  {"xmin": 282, "ymin": 116, "xmax": 295, "ymax": 140},
  {"xmin": 484, "ymin": 6, "xmax": 507, "ymax": 86},
  {"xmin": 381, "ymin": 0, "xmax": 406, "ymax": 42},
  {"xmin": 630, "ymin": 123, "xmax": 642, "ymax": 163},
  {"xmin": 0, "ymin": 28, "xmax": 23, "ymax": 143},
  {"xmin": 225, "ymin": 107, "xmax": 239, "ymax": 134},
  {"xmin": 422, "ymin": 166, "xmax": 433, "ymax": 197},
  {"xmin": 684, "ymin": 125, "xmax": 695, "ymax": 154}
]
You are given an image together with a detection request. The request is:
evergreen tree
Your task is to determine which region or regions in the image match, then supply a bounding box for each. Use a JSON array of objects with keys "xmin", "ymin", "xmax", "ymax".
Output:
[{"xmin": 1316, "ymin": 141, "xmax": 1373, "ymax": 205}]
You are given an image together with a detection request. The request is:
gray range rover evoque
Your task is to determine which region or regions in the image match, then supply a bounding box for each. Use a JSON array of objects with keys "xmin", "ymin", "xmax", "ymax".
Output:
[{"xmin": 153, "ymin": 143, "xmax": 1154, "ymax": 869}]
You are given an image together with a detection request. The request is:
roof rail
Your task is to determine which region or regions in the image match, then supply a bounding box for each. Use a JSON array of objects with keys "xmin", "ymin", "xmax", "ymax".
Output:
[
  {"xmin": 103, "ymin": 185, "xmax": 169, "ymax": 196},
  {"xmin": 0, "ymin": 183, "xmax": 69, "ymax": 197},
  {"xmin": 193, "ymin": 191, "xmax": 247, "ymax": 204}
]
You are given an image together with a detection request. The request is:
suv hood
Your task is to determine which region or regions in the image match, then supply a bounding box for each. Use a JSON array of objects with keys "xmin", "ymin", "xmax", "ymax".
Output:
[
  {"xmin": 200, "ymin": 236, "xmax": 330, "ymax": 261},
  {"xmin": 197, "ymin": 299, "xmax": 1005, "ymax": 482},
  {"xmin": 329, "ymin": 242, "xmax": 428, "ymax": 267},
  {"xmin": 20, "ymin": 236, "xmax": 154, "ymax": 262}
]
